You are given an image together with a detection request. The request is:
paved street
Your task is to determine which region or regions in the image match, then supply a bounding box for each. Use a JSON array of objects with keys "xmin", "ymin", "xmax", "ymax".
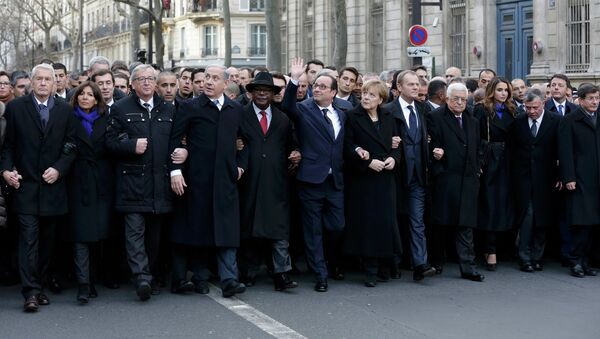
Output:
[{"xmin": 0, "ymin": 262, "xmax": 599, "ymax": 339}]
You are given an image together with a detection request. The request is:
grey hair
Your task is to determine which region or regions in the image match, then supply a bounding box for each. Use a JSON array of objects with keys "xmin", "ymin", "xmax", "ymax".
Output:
[
  {"xmin": 524, "ymin": 88, "xmax": 545, "ymax": 103},
  {"xmin": 446, "ymin": 82, "xmax": 468, "ymax": 97},
  {"xmin": 130, "ymin": 64, "xmax": 157, "ymax": 83},
  {"xmin": 89, "ymin": 56, "xmax": 111, "ymax": 69},
  {"xmin": 31, "ymin": 63, "xmax": 55, "ymax": 80},
  {"xmin": 206, "ymin": 64, "xmax": 229, "ymax": 80}
]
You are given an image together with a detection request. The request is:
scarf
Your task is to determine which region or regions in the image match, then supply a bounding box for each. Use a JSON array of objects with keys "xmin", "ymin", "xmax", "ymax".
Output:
[
  {"xmin": 495, "ymin": 102, "xmax": 505, "ymax": 119},
  {"xmin": 74, "ymin": 106, "xmax": 100, "ymax": 136}
]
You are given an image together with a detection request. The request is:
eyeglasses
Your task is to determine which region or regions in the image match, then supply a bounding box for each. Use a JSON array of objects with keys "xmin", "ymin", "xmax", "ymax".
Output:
[
  {"xmin": 0, "ymin": 82, "xmax": 10, "ymax": 87},
  {"xmin": 134, "ymin": 76, "xmax": 156, "ymax": 83},
  {"xmin": 449, "ymin": 96, "xmax": 467, "ymax": 103},
  {"xmin": 313, "ymin": 84, "xmax": 331, "ymax": 90}
]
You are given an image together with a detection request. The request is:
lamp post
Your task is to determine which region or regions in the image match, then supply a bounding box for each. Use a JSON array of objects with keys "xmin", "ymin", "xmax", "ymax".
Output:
[
  {"xmin": 148, "ymin": 0, "xmax": 153, "ymax": 64},
  {"xmin": 79, "ymin": 0, "xmax": 84, "ymax": 71}
]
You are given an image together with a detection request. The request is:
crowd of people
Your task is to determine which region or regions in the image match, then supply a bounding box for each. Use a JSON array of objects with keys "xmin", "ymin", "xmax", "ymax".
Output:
[{"xmin": 0, "ymin": 55, "xmax": 598, "ymax": 313}]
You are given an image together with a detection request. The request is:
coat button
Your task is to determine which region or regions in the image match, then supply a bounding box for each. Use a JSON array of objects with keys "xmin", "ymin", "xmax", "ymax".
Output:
[{"xmin": 261, "ymin": 154, "xmax": 266, "ymax": 158}]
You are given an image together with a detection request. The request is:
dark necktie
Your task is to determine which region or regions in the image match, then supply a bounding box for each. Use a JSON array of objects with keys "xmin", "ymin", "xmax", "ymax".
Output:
[
  {"xmin": 531, "ymin": 119, "xmax": 537, "ymax": 137},
  {"xmin": 321, "ymin": 108, "xmax": 335, "ymax": 139},
  {"xmin": 589, "ymin": 113, "xmax": 597, "ymax": 128},
  {"xmin": 407, "ymin": 105, "xmax": 417, "ymax": 138},
  {"xmin": 457, "ymin": 116, "xmax": 463, "ymax": 129},
  {"xmin": 38, "ymin": 104, "xmax": 49, "ymax": 128},
  {"xmin": 143, "ymin": 103, "xmax": 151, "ymax": 112},
  {"xmin": 259, "ymin": 111, "xmax": 268, "ymax": 135},
  {"xmin": 213, "ymin": 100, "xmax": 220, "ymax": 110},
  {"xmin": 558, "ymin": 104, "xmax": 564, "ymax": 116}
]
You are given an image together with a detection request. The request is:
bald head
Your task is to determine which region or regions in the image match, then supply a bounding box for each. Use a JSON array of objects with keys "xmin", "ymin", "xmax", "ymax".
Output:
[{"xmin": 444, "ymin": 67, "xmax": 462, "ymax": 82}]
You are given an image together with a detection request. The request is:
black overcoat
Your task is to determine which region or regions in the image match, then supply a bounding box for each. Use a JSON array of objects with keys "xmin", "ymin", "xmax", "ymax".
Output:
[
  {"xmin": 508, "ymin": 112, "xmax": 560, "ymax": 228},
  {"xmin": 64, "ymin": 114, "xmax": 114, "ymax": 242},
  {"xmin": 558, "ymin": 107, "xmax": 600, "ymax": 226},
  {"xmin": 238, "ymin": 104, "xmax": 297, "ymax": 240},
  {"xmin": 342, "ymin": 105, "xmax": 402, "ymax": 257},
  {"xmin": 428, "ymin": 105, "xmax": 480, "ymax": 228},
  {"xmin": 474, "ymin": 103, "xmax": 515, "ymax": 231},
  {"xmin": 169, "ymin": 95, "xmax": 248, "ymax": 247},
  {"xmin": 0, "ymin": 94, "xmax": 76, "ymax": 216},
  {"xmin": 105, "ymin": 93, "xmax": 174, "ymax": 214}
]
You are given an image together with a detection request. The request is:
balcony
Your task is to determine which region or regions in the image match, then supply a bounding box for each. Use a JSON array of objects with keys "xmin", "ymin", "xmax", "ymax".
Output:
[
  {"xmin": 191, "ymin": 0, "xmax": 219, "ymax": 12},
  {"xmin": 85, "ymin": 21, "xmax": 130, "ymax": 43},
  {"xmin": 201, "ymin": 48, "xmax": 219, "ymax": 57},
  {"xmin": 247, "ymin": 47, "xmax": 266, "ymax": 56}
]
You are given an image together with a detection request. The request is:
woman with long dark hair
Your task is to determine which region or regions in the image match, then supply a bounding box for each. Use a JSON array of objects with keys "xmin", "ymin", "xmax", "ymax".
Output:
[
  {"xmin": 474, "ymin": 77, "xmax": 517, "ymax": 271},
  {"xmin": 65, "ymin": 81, "xmax": 113, "ymax": 304}
]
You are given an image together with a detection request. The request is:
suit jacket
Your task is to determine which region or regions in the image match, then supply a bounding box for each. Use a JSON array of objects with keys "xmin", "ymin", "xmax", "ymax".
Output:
[
  {"xmin": 281, "ymin": 81, "xmax": 348, "ymax": 189},
  {"xmin": 558, "ymin": 107, "xmax": 600, "ymax": 226},
  {"xmin": 508, "ymin": 112, "xmax": 559, "ymax": 228},
  {"xmin": 0, "ymin": 94, "xmax": 77, "ymax": 216},
  {"xmin": 544, "ymin": 99, "xmax": 577, "ymax": 117}
]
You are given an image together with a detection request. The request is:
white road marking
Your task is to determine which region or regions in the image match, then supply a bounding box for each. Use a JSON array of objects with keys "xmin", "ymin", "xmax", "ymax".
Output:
[{"xmin": 207, "ymin": 283, "xmax": 307, "ymax": 339}]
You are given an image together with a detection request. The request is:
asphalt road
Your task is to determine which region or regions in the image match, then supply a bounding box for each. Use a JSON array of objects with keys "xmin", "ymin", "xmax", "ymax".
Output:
[{"xmin": 0, "ymin": 262, "xmax": 599, "ymax": 339}]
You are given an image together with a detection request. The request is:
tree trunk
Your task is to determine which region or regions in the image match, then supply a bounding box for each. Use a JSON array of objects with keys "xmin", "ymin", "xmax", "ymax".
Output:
[
  {"xmin": 131, "ymin": 8, "xmax": 141, "ymax": 63},
  {"xmin": 223, "ymin": 0, "xmax": 231, "ymax": 67},
  {"xmin": 265, "ymin": 0, "xmax": 281, "ymax": 71},
  {"xmin": 153, "ymin": 0, "xmax": 164, "ymax": 68},
  {"xmin": 332, "ymin": 0, "xmax": 347, "ymax": 70}
]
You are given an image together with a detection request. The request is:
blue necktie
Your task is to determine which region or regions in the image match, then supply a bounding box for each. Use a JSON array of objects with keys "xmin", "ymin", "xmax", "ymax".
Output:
[
  {"xmin": 558, "ymin": 104, "xmax": 564, "ymax": 116},
  {"xmin": 408, "ymin": 105, "xmax": 417, "ymax": 139},
  {"xmin": 322, "ymin": 108, "xmax": 335, "ymax": 139},
  {"xmin": 38, "ymin": 104, "xmax": 49, "ymax": 128}
]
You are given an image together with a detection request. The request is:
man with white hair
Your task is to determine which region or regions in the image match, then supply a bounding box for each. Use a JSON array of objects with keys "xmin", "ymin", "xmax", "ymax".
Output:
[
  {"xmin": 427, "ymin": 82, "xmax": 484, "ymax": 282},
  {"xmin": 0, "ymin": 63, "xmax": 77, "ymax": 311}
]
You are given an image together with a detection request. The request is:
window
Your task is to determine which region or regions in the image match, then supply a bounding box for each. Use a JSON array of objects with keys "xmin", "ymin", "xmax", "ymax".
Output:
[
  {"xmin": 203, "ymin": 25, "xmax": 218, "ymax": 56},
  {"xmin": 449, "ymin": 0, "xmax": 466, "ymax": 73},
  {"xmin": 180, "ymin": 27, "xmax": 186, "ymax": 58},
  {"xmin": 566, "ymin": 0, "xmax": 590, "ymax": 73},
  {"xmin": 369, "ymin": 1, "xmax": 384, "ymax": 73},
  {"xmin": 249, "ymin": 24, "xmax": 266, "ymax": 56},
  {"xmin": 240, "ymin": 0, "xmax": 265, "ymax": 12},
  {"xmin": 302, "ymin": 2, "xmax": 314, "ymax": 60}
]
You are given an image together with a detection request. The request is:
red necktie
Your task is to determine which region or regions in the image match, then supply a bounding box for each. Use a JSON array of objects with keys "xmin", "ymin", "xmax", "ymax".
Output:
[{"xmin": 260, "ymin": 111, "xmax": 268, "ymax": 135}]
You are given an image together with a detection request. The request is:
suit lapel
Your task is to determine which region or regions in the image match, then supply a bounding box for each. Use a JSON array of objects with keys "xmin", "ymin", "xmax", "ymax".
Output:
[
  {"xmin": 575, "ymin": 109, "xmax": 596, "ymax": 130},
  {"xmin": 26, "ymin": 97, "xmax": 44, "ymax": 132},
  {"xmin": 266, "ymin": 107, "xmax": 282, "ymax": 138},
  {"xmin": 246, "ymin": 105, "xmax": 265, "ymax": 137},
  {"xmin": 310, "ymin": 102, "xmax": 335, "ymax": 142},
  {"xmin": 443, "ymin": 110, "xmax": 465, "ymax": 142},
  {"xmin": 533, "ymin": 113, "xmax": 553, "ymax": 143}
]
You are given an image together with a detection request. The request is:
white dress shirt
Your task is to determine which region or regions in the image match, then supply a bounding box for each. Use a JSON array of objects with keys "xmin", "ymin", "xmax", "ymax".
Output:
[{"xmin": 398, "ymin": 96, "xmax": 418, "ymax": 129}]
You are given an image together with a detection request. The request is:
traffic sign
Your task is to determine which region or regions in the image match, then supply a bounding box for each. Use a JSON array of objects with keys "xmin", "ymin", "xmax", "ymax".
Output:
[
  {"xmin": 408, "ymin": 25, "xmax": 428, "ymax": 46},
  {"xmin": 407, "ymin": 47, "xmax": 432, "ymax": 57}
]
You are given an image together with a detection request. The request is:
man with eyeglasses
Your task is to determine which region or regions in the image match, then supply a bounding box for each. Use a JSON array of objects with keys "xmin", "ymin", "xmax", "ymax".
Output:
[
  {"xmin": 559, "ymin": 83, "xmax": 600, "ymax": 278},
  {"xmin": 0, "ymin": 71, "xmax": 15, "ymax": 104},
  {"xmin": 105, "ymin": 64, "xmax": 177, "ymax": 301},
  {"xmin": 428, "ymin": 83, "xmax": 484, "ymax": 282}
]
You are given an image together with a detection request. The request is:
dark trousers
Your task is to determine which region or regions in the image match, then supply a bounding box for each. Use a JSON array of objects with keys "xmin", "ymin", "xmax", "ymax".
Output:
[
  {"xmin": 239, "ymin": 238, "xmax": 293, "ymax": 277},
  {"xmin": 363, "ymin": 257, "xmax": 393, "ymax": 277},
  {"xmin": 570, "ymin": 225, "xmax": 594, "ymax": 267},
  {"xmin": 518, "ymin": 201, "xmax": 546, "ymax": 263},
  {"xmin": 123, "ymin": 213, "xmax": 165, "ymax": 282},
  {"xmin": 406, "ymin": 177, "xmax": 428, "ymax": 267},
  {"xmin": 18, "ymin": 214, "xmax": 57, "ymax": 298},
  {"xmin": 172, "ymin": 245, "xmax": 238, "ymax": 287},
  {"xmin": 298, "ymin": 177, "xmax": 345, "ymax": 280},
  {"xmin": 430, "ymin": 225, "xmax": 477, "ymax": 274},
  {"xmin": 73, "ymin": 242, "xmax": 100, "ymax": 285}
]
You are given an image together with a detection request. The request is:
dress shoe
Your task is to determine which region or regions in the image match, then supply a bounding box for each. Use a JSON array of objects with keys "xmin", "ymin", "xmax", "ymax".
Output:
[
  {"xmin": 532, "ymin": 262, "xmax": 544, "ymax": 271},
  {"xmin": 37, "ymin": 293, "xmax": 50, "ymax": 306},
  {"xmin": 171, "ymin": 280, "xmax": 195, "ymax": 294},
  {"xmin": 461, "ymin": 272, "xmax": 485, "ymax": 282},
  {"xmin": 89, "ymin": 284, "xmax": 98, "ymax": 298},
  {"xmin": 484, "ymin": 254, "xmax": 497, "ymax": 271},
  {"xmin": 331, "ymin": 266, "xmax": 345, "ymax": 280},
  {"xmin": 433, "ymin": 265, "xmax": 443, "ymax": 275},
  {"xmin": 314, "ymin": 279, "xmax": 328, "ymax": 292},
  {"xmin": 48, "ymin": 276, "xmax": 62, "ymax": 294},
  {"xmin": 273, "ymin": 273, "xmax": 298, "ymax": 291},
  {"xmin": 23, "ymin": 296, "xmax": 39, "ymax": 312},
  {"xmin": 222, "ymin": 281, "xmax": 246, "ymax": 298},
  {"xmin": 136, "ymin": 280, "xmax": 152, "ymax": 301},
  {"xmin": 364, "ymin": 275, "xmax": 377, "ymax": 287},
  {"xmin": 570, "ymin": 264, "xmax": 585, "ymax": 278},
  {"xmin": 583, "ymin": 266, "xmax": 597, "ymax": 276},
  {"xmin": 151, "ymin": 280, "xmax": 161, "ymax": 295},
  {"xmin": 520, "ymin": 263, "xmax": 534, "ymax": 273},
  {"xmin": 413, "ymin": 265, "xmax": 436, "ymax": 281},
  {"xmin": 77, "ymin": 284, "xmax": 90, "ymax": 304},
  {"xmin": 194, "ymin": 280, "xmax": 210, "ymax": 294}
]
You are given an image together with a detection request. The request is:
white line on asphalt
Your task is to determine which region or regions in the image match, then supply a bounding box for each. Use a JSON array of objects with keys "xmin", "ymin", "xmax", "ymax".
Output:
[{"xmin": 207, "ymin": 283, "xmax": 308, "ymax": 339}]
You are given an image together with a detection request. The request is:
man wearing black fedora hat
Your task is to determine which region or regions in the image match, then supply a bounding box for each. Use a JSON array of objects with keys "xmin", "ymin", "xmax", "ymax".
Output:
[{"xmin": 237, "ymin": 72, "xmax": 301, "ymax": 291}]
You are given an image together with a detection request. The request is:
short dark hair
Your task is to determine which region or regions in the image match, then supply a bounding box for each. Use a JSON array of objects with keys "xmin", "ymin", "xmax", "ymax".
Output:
[
  {"xmin": 577, "ymin": 83, "xmax": 599, "ymax": 99},
  {"xmin": 271, "ymin": 72, "xmax": 287, "ymax": 85},
  {"xmin": 0, "ymin": 70, "xmax": 10, "ymax": 80},
  {"xmin": 411, "ymin": 65, "xmax": 427, "ymax": 73},
  {"xmin": 465, "ymin": 79, "xmax": 478, "ymax": 93},
  {"xmin": 239, "ymin": 67, "xmax": 253, "ymax": 78},
  {"xmin": 427, "ymin": 80, "xmax": 447, "ymax": 98},
  {"xmin": 10, "ymin": 71, "xmax": 29, "ymax": 86},
  {"xmin": 253, "ymin": 66, "xmax": 268, "ymax": 76},
  {"xmin": 180, "ymin": 67, "xmax": 196, "ymax": 77},
  {"xmin": 90, "ymin": 69, "xmax": 114, "ymax": 83},
  {"xmin": 339, "ymin": 66, "xmax": 359, "ymax": 79},
  {"xmin": 52, "ymin": 63, "xmax": 67, "ymax": 73},
  {"xmin": 324, "ymin": 65, "xmax": 337, "ymax": 71},
  {"xmin": 550, "ymin": 73, "xmax": 571, "ymax": 89},
  {"xmin": 479, "ymin": 68, "xmax": 497, "ymax": 79},
  {"xmin": 390, "ymin": 70, "xmax": 403, "ymax": 90},
  {"xmin": 114, "ymin": 72, "xmax": 130, "ymax": 86},
  {"xmin": 305, "ymin": 59, "xmax": 325, "ymax": 73},
  {"xmin": 151, "ymin": 63, "xmax": 163, "ymax": 72},
  {"xmin": 191, "ymin": 68, "xmax": 205, "ymax": 81},
  {"xmin": 111, "ymin": 60, "xmax": 129, "ymax": 73}
]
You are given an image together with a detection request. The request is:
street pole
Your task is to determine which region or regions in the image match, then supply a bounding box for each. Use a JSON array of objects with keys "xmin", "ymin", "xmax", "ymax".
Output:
[
  {"xmin": 148, "ymin": 0, "xmax": 153, "ymax": 64},
  {"xmin": 411, "ymin": 0, "xmax": 422, "ymax": 66},
  {"xmin": 79, "ymin": 0, "xmax": 84, "ymax": 71}
]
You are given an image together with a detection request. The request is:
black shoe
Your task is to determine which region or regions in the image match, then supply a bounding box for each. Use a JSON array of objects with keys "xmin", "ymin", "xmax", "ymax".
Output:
[
  {"xmin": 273, "ymin": 273, "xmax": 298, "ymax": 291},
  {"xmin": 314, "ymin": 279, "xmax": 328, "ymax": 292},
  {"xmin": 48, "ymin": 276, "xmax": 62, "ymax": 294},
  {"xmin": 77, "ymin": 284, "xmax": 90, "ymax": 304},
  {"xmin": 36, "ymin": 293, "xmax": 50, "ymax": 306},
  {"xmin": 331, "ymin": 267, "xmax": 345, "ymax": 280},
  {"xmin": 194, "ymin": 280, "xmax": 210, "ymax": 294},
  {"xmin": 364, "ymin": 275, "xmax": 377, "ymax": 287},
  {"xmin": 151, "ymin": 280, "xmax": 161, "ymax": 295},
  {"xmin": 433, "ymin": 265, "xmax": 443, "ymax": 275},
  {"xmin": 571, "ymin": 264, "xmax": 585, "ymax": 278},
  {"xmin": 461, "ymin": 272, "xmax": 485, "ymax": 282},
  {"xmin": 583, "ymin": 266, "xmax": 597, "ymax": 276},
  {"xmin": 136, "ymin": 280, "xmax": 152, "ymax": 301},
  {"xmin": 88, "ymin": 284, "xmax": 98, "ymax": 298},
  {"xmin": 520, "ymin": 263, "xmax": 534, "ymax": 273},
  {"xmin": 532, "ymin": 262, "xmax": 544, "ymax": 271},
  {"xmin": 171, "ymin": 280, "xmax": 195, "ymax": 294},
  {"xmin": 413, "ymin": 265, "xmax": 436, "ymax": 281},
  {"xmin": 222, "ymin": 281, "xmax": 246, "ymax": 298},
  {"xmin": 23, "ymin": 296, "xmax": 39, "ymax": 312}
]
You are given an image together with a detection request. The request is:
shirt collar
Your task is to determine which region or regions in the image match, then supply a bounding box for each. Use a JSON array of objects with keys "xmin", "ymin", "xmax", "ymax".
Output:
[
  {"xmin": 139, "ymin": 97, "xmax": 154, "ymax": 108},
  {"xmin": 252, "ymin": 102, "xmax": 271, "ymax": 115},
  {"xmin": 317, "ymin": 104, "xmax": 334, "ymax": 113},
  {"xmin": 209, "ymin": 94, "xmax": 225, "ymax": 107},
  {"xmin": 398, "ymin": 96, "xmax": 414, "ymax": 110},
  {"xmin": 34, "ymin": 96, "xmax": 49, "ymax": 106},
  {"xmin": 553, "ymin": 99, "xmax": 566, "ymax": 109},
  {"xmin": 106, "ymin": 99, "xmax": 114, "ymax": 107},
  {"xmin": 529, "ymin": 110, "xmax": 545, "ymax": 123}
]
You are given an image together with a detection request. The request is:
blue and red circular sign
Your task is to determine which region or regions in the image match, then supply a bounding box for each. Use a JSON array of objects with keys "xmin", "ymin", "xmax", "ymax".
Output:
[{"xmin": 408, "ymin": 25, "xmax": 428, "ymax": 46}]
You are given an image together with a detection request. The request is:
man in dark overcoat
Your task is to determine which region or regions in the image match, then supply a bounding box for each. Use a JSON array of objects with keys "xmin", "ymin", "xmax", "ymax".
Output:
[
  {"xmin": 237, "ymin": 72, "xmax": 300, "ymax": 291},
  {"xmin": 0, "ymin": 63, "xmax": 77, "ymax": 312},
  {"xmin": 507, "ymin": 89, "xmax": 560, "ymax": 272},
  {"xmin": 427, "ymin": 83, "xmax": 484, "ymax": 282},
  {"xmin": 169, "ymin": 65, "xmax": 248, "ymax": 298},
  {"xmin": 105, "ymin": 64, "xmax": 175, "ymax": 301},
  {"xmin": 558, "ymin": 83, "xmax": 600, "ymax": 278}
]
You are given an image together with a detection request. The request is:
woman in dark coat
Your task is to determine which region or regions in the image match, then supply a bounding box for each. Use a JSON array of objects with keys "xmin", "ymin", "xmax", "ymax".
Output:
[
  {"xmin": 343, "ymin": 80, "xmax": 402, "ymax": 287},
  {"xmin": 474, "ymin": 77, "xmax": 516, "ymax": 270},
  {"xmin": 65, "ymin": 82, "xmax": 113, "ymax": 304}
]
